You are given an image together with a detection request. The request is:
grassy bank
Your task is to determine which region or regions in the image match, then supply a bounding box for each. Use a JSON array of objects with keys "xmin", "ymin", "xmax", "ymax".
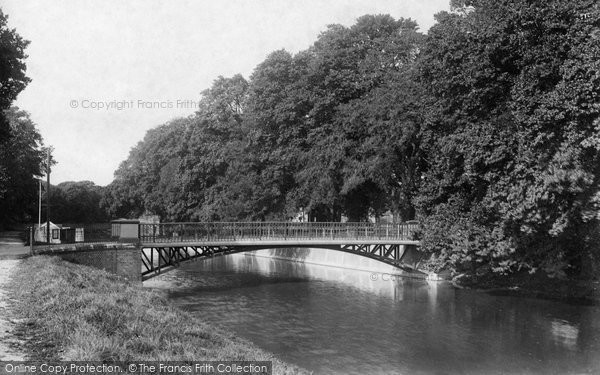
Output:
[{"xmin": 6, "ymin": 256, "xmax": 306, "ymax": 374}]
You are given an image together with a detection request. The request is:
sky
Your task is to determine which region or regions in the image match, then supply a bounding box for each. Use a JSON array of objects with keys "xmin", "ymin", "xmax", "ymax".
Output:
[{"xmin": 3, "ymin": 0, "xmax": 450, "ymax": 186}]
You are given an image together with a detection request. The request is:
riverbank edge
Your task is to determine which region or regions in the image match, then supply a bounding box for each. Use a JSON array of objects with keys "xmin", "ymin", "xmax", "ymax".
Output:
[
  {"xmin": 451, "ymin": 272, "xmax": 600, "ymax": 305},
  {"xmin": 4, "ymin": 255, "xmax": 308, "ymax": 374}
]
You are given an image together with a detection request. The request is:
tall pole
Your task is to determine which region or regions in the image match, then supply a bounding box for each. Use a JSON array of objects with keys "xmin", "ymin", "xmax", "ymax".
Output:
[
  {"xmin": 37, "ymin": 179, "xmax": 41, "ymax": 242},
  {"xmin": 38, "ymin": 179, "xmax": 41, "ymax": 230},
  {"xmin": 46, "ymin": 148, "xmax": 50, "ymax": 244}
]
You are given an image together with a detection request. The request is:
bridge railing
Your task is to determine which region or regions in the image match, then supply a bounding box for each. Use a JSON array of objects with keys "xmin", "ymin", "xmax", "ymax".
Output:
[{"xmin": 139, "ymin": 222, "xmax": 419, "ymax": 243}]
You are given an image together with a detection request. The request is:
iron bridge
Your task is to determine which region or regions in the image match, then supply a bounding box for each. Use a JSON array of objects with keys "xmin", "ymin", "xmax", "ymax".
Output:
[{"xmin": 138, "ymin": 222, "xmax": 421, "ymax": 280}]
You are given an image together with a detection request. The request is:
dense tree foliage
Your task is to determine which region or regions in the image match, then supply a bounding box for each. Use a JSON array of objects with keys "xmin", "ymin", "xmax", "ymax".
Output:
[
  {"xmin": 104, "ymin": 15, "xmax": 426, "ymax": 223},
  {"xmin": 416, "ymin": 0, "xmax": 600, "ymax": 278},
  {"xmin": 46, "ymin": 181, "xmax": 109, "ymax": 224},
  {"xmin": 103, "ymin": 3, "xmax": 599, "ymax": 280},
  {"xmin": 0, "ymin": 107, "xmax": 45, "ymax": 228},
  {"xmin": 289, "ymin": 15, "xmax": 425, "ymax": 221},
  {"xmin": 0, "ymin": 8, "xmax": 30, "ymax": 142},
  {"xmin": 0, "ymin": 8, "xmax": 37, "ymax": 229}
]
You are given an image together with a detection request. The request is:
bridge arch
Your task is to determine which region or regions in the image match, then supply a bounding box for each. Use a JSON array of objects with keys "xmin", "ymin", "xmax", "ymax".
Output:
[{"xmin": 140, "ymin": 243, "xmax": 423, "ymax": 280}]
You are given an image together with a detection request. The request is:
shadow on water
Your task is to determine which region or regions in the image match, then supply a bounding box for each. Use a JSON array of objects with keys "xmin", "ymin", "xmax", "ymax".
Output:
[
  {"xmin": 486, "ymin": 288, "xmax": 599, "ymax": 306},
  {"xmin": 145, "ymin": 252, "xmax": 600, "ymax": 375}
]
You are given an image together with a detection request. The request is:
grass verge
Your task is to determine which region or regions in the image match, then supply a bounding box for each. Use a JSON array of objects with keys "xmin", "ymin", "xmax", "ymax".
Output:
[{"xmin": 6, "ymin": 256, "xmax": 307, "ymax": 374}]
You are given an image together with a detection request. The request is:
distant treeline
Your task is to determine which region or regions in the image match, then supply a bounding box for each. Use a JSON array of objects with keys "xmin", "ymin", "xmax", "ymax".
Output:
[{"xmin": 46, "ymin": 181, "xmax": 109, "ymax": 224}]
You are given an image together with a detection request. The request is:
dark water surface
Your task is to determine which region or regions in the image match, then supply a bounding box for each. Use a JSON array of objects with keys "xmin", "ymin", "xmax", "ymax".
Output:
[{"xmin": 144, "ymin": 253, "xmax": 600, "ymax": 374}]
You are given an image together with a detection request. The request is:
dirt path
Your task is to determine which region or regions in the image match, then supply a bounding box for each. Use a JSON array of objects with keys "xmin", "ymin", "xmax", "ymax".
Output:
[
  {"xmin": 0, "ymin": 259, "xmax": 25, "ymax": 360},
  {"xmin": 0, "ymin": 231, "xmax": 30, "ymax": 260}
]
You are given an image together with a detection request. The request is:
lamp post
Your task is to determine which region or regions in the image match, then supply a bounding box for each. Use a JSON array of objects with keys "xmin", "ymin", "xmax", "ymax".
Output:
[{"xmin": 46, "ymin": 148, "xmax": 51, "ymax": 244}]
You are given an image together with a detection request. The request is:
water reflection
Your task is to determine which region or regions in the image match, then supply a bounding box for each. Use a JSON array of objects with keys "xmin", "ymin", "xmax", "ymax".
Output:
[
  {"xmin": 551, "ymin": 320, "xmax": 579, "ymax": 349},
  {"xmin": 145, "ymin": 253, "xmax": 600, "ymax": 375}
]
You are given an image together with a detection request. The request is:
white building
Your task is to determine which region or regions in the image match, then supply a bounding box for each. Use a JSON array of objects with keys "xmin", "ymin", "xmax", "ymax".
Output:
[{"xmin": 34, "ymin": 222, "xmax": 63, "ymax": 244}]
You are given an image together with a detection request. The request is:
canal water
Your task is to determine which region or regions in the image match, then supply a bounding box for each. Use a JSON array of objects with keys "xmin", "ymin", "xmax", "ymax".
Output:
[{"xmin": 144, "ymin": 252, "xmax": 600, "ymax": 374}]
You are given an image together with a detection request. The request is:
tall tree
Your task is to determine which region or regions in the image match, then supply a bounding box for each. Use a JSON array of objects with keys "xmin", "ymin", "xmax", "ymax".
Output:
[
  {"xmin": 102, "ymin": 75, "xmax": 255, "ymax": 222},
  {"xmin": 246, "ymin": 49, "xmax": 312, "ymax": 219},
  {"xmin": 181, "ymin": 74, "xmax": 253, "ymax": 221},
  {"xmin": 0, "ymin": 8, "xmax": 30, "ymax": 142},
  {"xmin": 336, "ymin": 72, "xmax": 425, "ymax": 221},
  {"xmin": 0, "ymin": 107, "xmax": 44, "ymax": 227},
  {"xmin": 292, "ymin": 15, "xmax": 425, "ymax": 221},
  {"xmin": 101, "ymin": 117, "xmax": 190, "ymax": 220}
]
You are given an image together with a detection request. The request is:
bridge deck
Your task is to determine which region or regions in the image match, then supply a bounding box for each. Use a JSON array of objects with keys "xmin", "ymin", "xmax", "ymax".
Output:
[
  {"xmin": 141, "ymin": 238, "xmax": 420, "ymax": 247},
  {"xmin": 138, "ymin": 221, "xmax": 419, "ymax": 248}
]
